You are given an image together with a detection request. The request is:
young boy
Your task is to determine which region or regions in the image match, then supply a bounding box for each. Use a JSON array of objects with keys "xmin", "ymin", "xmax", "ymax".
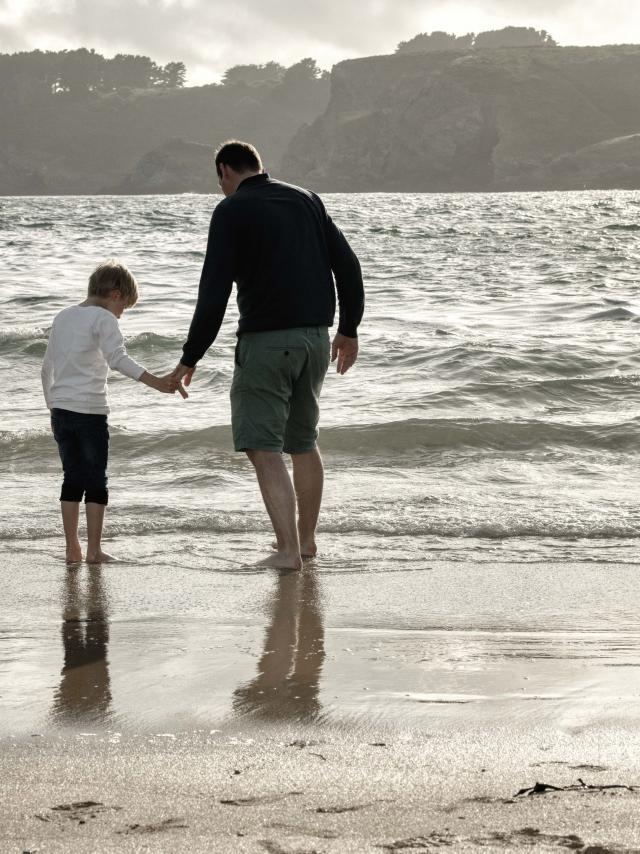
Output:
[{"xmin": 41, "ymin": 259, "xmax": 186, "ymax": 565}]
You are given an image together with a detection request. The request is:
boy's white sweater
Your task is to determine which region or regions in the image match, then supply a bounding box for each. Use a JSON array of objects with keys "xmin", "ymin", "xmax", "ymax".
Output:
[{"xmin": 41, "ymin": 305, "xmax": 145, "ymax": 415}]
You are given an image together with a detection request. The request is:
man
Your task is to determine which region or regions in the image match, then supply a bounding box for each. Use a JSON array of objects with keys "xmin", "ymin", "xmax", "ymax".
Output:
[{"xmin": 173, "ymin": 140, "xmax": 364, "ymax": 570}]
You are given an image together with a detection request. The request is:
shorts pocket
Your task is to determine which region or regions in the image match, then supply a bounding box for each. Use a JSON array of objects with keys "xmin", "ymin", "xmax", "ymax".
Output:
[{"xmin": 265, "ymin": 346, "xmax": 306, "ymax": 355}]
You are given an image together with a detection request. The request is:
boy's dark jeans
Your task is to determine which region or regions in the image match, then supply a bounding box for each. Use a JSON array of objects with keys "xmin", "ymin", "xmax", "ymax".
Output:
[{"xmin": 51, "ymin": 408, "xmax": 109, "ymax": 505}]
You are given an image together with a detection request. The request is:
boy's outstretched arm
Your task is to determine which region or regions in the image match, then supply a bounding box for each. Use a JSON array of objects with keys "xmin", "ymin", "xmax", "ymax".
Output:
[{"xmin": 96, "ymin": 313, "xmax": 187, "ymax": 398}]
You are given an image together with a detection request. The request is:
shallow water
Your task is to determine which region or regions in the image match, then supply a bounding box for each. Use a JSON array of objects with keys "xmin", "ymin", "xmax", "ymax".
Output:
[
  {"xmin": 2, "ymin": 191, "xmax": 640, "ymax": 563},
  {"xmin": 2, "ymin": 190, "xmax": 640, "ymax": 733}
]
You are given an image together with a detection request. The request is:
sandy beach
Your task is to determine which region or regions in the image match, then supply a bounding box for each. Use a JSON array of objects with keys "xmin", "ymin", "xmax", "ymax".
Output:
[
  {"xmin": 4, "ymin": 724, "xmax": 640, "ymax": 853},
  {"xmin": 2, "ymin": 537, "xmax": 640, "ymax": 852}
]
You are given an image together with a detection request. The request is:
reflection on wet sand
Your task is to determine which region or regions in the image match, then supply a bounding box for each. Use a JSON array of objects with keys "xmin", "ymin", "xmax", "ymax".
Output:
[
  {"xmin": 50, "ymin": 567, "xmax": 111, "ymax": 725},
  {"xmin": 233, "ymin": 570, "xmax": 325, "ymax": 721}
]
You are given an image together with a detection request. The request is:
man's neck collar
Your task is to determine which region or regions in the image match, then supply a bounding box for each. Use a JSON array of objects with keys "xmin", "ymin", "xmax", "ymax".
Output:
[{"xmin": 236, "ymin": 172, "xmax": 269, "ymax": 191}]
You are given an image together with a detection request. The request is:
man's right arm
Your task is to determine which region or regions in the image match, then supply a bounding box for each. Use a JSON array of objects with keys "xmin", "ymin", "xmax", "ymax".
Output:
[{"xmin": 180, "ymin": 203, "xmax": 235, "ymax": 368}]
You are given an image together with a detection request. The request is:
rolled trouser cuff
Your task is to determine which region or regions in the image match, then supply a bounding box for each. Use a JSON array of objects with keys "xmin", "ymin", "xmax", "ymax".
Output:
[
  {"xmin": 60, "ymin": 482, "xmax": 84, "ymax": 502},
  {"xmin": 85, "ymin": 488, "xmax": 109, "ymax": 506}
]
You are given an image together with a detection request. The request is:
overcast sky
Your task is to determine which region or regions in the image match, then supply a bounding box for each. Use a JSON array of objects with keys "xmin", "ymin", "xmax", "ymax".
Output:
[{"xmin": 2, "ymin": 0, "xmax": 640, "ymax": 85}]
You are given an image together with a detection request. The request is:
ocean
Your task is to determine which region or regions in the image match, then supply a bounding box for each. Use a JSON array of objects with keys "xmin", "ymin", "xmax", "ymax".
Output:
[
  {"xmin": 3, "ymin": 190, "xmax": 640, "ymax": 735},
  {"xmin": 2, "ymin": 191, "xmax": 639, "ymax": 565}
]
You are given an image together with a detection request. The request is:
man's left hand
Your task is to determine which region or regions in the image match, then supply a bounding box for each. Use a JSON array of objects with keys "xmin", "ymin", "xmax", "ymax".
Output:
[
  {"xmin": 331, "ymin": 333, "xmax": 359, "ymax": 375},
  {"xmin": 172, "ymin": 362, "xmax": 196, "ymax": 386}
]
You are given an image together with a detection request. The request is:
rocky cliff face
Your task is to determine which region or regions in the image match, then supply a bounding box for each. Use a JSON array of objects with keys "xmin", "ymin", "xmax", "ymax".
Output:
[
  {"xmin": 535, "ymin": 134, "xmax": 640, "ymax": 190},
  {"xmin": 281, "ymin": 46, "xmax": 640, "ymax": 192},
  {"xmin": 0, "ymin": 152, "xmax": 47, "ymax": 195},
  {"xmin": 106, "ymin": 138, "xmax": 216, "ymax": 194}
]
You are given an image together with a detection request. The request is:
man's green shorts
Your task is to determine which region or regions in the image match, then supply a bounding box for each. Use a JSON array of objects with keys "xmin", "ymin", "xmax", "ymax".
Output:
[{"xmin": 230, "ymin": 326, "xmax": 331, "ymax": 454}]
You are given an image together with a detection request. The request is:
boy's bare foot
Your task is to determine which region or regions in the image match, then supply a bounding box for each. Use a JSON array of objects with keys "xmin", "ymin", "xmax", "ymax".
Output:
[
  {"xmin": 257, "ymin": 550, "xmax": 302, "ymax": 571},
  {"xmin": 271, "ymin": 540, "xmax": 317, "ymax": 559},
  {"xmin": 85, "ymin": 550, "xmax": 117, "ymax": 565},
  {"xmin": 66, "ymin": 545, "xmax": 83, "ymax": 565}
]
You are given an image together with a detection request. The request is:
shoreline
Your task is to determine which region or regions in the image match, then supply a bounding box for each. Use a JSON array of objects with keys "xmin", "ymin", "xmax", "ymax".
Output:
[
  {"xmin": 3, "ymin": 546, "xmax": 640, "ymax": 850},
  {"xmin": 4, "ymin": 187, "xmax": 640, "ymax": 200}
]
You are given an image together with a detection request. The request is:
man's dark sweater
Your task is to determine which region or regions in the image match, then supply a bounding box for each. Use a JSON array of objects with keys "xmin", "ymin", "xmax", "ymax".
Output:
[{"xmin": 181, "ymin": 173, "xmax": 365, "ymax": 367}]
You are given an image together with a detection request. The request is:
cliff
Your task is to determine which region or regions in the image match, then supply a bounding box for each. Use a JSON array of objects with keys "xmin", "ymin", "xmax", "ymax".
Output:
[
  {"xmin": 106, "ymin": 138, "xmax": 216, "ymax": 194},
  {"xmin": 0, "ymin": 77, "xmax": 330, "ymax": 195},
  {"xmin": 281, "ymin": 46, "xmax": 640, "ymax": 192},
  {"xmin": 0, "ymin": 152, "xmax": 47, "ymax": 195},
  {"xmin": 6, "ymin": 45, "xmax": 640, "ymax": 195}
]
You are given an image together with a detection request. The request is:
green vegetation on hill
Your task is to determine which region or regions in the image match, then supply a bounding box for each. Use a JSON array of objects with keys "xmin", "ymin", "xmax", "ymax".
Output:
[
  {"xmin": 396, "ymin": 26, "xmax": 557, "ymax": 54},
  {"xmin": 0, "ymin": 50, "xmax": 330, "ymax": 193},
  {"xmin": 221, "ymin": 58, "xmax": 328, "ymax": 87},
  {"xmin": 0, "ymin": 48, "xmax": 186, "ymax": 99}
]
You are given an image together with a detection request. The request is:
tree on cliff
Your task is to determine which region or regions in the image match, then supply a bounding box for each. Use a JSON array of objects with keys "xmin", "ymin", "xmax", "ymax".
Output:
[
  {"xmin": 56, "ymin": 48, "xmax": 104, "ymax": 93},
  {"xmin": 282, "ymin": 58, "xmax": 324, "ymax": 81},
  {"xmin": 396, "ymin": 26, "xmax": 557, "ymax": 54},
  {"xmin": 396, "ymin": 31, "xmax": 474, "ymax": 54},
  {"xmin": 474, "ymin": 27, "xmax": 557, "ymax": 48},
  {"xmin": 159, "ymin": 61, "xmax": 186, "ymax": 88},
  {"xmin": 100, "ymin": 53, "xmax": 166, "ymax": 90},
  {"xmin": 222, "ymin": 61, "xmax": 285, "ymax": 86},
  {"xmin": 0, "ymin": 49, "xmax": 187, "ymax": 100},
  {"xmin": 222, "ymin": 58, "xmax": 325, "ymax": 87}
]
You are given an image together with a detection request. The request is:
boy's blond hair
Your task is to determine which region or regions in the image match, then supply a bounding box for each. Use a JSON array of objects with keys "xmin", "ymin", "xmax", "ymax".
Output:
[{"xmin": 88, "ymin": 260, "xmax": 139, "ymax": 306}]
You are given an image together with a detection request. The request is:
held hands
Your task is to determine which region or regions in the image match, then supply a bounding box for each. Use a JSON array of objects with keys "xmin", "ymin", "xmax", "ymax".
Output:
[
  {"xmin": 157, "ymin": 372, "xmax": 189, "ymax": 398},
  {"xmin": 171, "ymin": 362, "xmax": 196, "ymax": 387},
  {"xmin": 331, "ymin": 333, "xmax": 359, "ymax": 375},
  {"xmin": 140, "ymin": 370, "xmax": 188, "ymax": 398}
]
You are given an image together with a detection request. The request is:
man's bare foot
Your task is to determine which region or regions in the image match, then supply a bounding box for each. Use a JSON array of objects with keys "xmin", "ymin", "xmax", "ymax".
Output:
[
  {"xmin": 85, "ymin": 550, "xmax": 117, "ymax": 565},
  {"xmin": 257, "ymin": 550, "xmax": 302, "ymax": 570},
  {"xmin": 271, "ymin": 540, "xmax": 317, "ymax": 559},
  {"xmin": 66, "ymin": 544, "xmax": 83, "ymax": 565},
  {"xmin": 300, "ymin": 541, "xmax": 317, "ymax": 559}
]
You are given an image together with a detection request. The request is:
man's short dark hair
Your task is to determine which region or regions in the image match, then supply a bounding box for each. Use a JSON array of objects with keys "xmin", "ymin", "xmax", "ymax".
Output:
[{"xmin": 215, "ymin": 140, "xmax": 262, "ymax": 177}]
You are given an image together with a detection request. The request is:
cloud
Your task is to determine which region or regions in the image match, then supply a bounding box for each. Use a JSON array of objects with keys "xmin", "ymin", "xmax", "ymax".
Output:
[
  {"xmin": 1, "ymin": 0, "xmax": 429, "ymax": 80},
  {"xmin": 1, "ymin": 0, "xmax": 639, "ymax": 85}
]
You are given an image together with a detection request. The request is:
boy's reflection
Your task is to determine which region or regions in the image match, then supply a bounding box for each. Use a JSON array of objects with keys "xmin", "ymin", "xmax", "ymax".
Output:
[
  {"xmin": 51, "ymin": 567, "xmax": 112, "ymax": 724},
  {"xmin": 233, "ymin": 569, "xmax": 325, "ymax": 721}
]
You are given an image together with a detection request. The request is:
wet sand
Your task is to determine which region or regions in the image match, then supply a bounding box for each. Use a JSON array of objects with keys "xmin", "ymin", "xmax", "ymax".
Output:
[{"xmin": 2, "ymin": 534, "xmax": 640, "ymax": 851}]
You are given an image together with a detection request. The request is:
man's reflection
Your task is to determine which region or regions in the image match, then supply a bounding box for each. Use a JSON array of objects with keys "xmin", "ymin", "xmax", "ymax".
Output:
[
  {"xmin": 51, "ymin": 566, "xmax": 111, "ymax": 724},
  {"xmin": 233, "ymin": 569, "xmax": 325, "ymax": 721}
]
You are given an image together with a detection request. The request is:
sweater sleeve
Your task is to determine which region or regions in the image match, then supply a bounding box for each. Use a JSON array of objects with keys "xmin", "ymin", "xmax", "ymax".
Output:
[
  {"xmin": 181, "ymin": 201, "xmax": 235, "ymax": 367},
  {"xmin": 97, "ymin": 313, "xmax": 146, "ymax": 380},
  {"xmin": 41, "ymin": 331, "xmax": 54, "ymax": 409},
  {"xmin": 316, "ymin": 195, "xmax": 364, "ymax": 338}
]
